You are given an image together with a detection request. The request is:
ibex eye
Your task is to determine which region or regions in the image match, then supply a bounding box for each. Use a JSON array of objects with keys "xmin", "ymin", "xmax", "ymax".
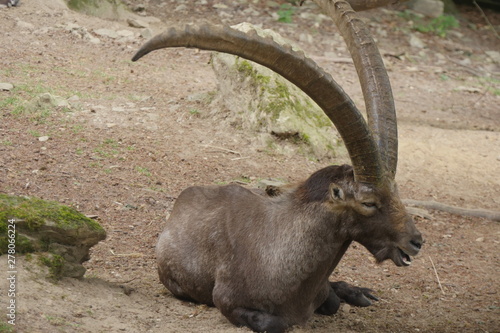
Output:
[{"xmin": 362, "ymin": 202, "xmax": 377, "ymax": 208}]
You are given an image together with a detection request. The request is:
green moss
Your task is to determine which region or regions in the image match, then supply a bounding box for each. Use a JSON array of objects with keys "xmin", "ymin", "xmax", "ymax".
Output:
[
  {"xmin": 0, "ymin": 322, "xmax": 15, "ymax": 333},
  {"xmin": 66, "ymin": 0, "xmax": 134, "ymax": 22},
  {"xmin": 39, "ymin": 254, "xmax": 65, "ymax": 280},
  {"xmin": 230, "ymin": 53, "xmax": 338, "ymax": 157},
  {"xmin": 67, "ymin": 0, "xmax": 97, "ymax": 12},
  {"xmin": 0, "ymin": 194, "xmax": 102, "ymax": 231},
  {"xmin": 0, "ymin": 194, "xmax": 104, "ymax": 255},
  {"xmin": 236, "ymin": 59, "xmax": 271, "ymax": 85},
  {"xmin": 236, "ymin": 59, "xmax": 253, "ymax": 76},
  {"xmin": 263, "ymin": 79, "xmax": 332, "ymax": 129}
]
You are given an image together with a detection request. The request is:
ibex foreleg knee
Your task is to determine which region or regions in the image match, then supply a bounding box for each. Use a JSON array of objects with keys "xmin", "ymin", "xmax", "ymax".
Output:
[
  {"xmin": 315, "ymin": 287, "xmax": 341, "ymax": 315},
  {"xmin": 224, "ymin": 307, "xmax": 287, "ymax": 333}
]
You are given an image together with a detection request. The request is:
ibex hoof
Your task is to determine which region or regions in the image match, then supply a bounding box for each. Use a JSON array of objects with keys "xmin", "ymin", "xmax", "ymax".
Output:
[{"xmin": 331, "ymin": 281, "xmax": 379, "ymax": 307}]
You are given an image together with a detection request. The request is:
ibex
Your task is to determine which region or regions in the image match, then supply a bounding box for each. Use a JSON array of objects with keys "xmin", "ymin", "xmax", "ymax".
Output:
[{"xmin": 132, "ymin": 1, "xmax": 423, "ymax": 332}]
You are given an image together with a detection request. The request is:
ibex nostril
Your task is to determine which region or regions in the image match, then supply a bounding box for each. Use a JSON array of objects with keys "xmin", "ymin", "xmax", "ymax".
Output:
[{"xmin": 411, "ymin": 240, "xmax": 422, "ymax": 250}]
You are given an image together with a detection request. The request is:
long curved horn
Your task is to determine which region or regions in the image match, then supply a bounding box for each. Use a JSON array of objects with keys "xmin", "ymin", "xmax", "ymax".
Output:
[
  {"xmin": 132, "ymin": 24, "xmax": 384, "ymax": 184},
  {"xmin": 313, "ymin": 0, "xmax": 398, "ymax": 177}
]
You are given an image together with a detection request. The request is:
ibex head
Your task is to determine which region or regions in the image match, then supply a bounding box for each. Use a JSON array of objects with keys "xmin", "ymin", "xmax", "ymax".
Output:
[
  {"xmin": 133, "ymin": 0, "xmax": 422, "ymax": 332},
  {"xmin": 297, "ymin": 164, "xmax": 422, "ymax": 267}
]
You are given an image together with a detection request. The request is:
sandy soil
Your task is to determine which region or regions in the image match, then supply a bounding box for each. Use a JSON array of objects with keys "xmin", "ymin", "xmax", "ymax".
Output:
[{"xmin": 0, "ymin": 0, "xmax": 499, "ymax": 332}]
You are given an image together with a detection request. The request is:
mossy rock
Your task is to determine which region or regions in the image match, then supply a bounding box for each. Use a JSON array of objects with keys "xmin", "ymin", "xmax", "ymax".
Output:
[
  {"xmin": 210, "ymin": 23, "xmax": 343, "ymax": 159},
  {"xmin": 65, "ymin": 0, "xmax": 131, "ymax": 20},
  {"xmin": 0, "ymin": 194, "xmax": 106, "ymax": 278}
]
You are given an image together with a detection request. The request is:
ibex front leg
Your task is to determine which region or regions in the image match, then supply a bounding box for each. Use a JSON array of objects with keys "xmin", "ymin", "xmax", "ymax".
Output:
[
  {"xmin": 315, "ymin": 280, "xmax": 378, "ymax": 316},
  {"xmin": 315, "ymin": 285, "xmax": 341, "ymax": 315},
  {"xmin": 331, "ymin": 281, "xmax": 379, "ymax": 307}
]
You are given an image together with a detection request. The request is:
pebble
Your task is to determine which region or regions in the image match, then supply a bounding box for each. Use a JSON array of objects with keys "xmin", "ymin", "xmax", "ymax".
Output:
[
  {"xmin": 140, "ymin": 28, "xmax": 153, "ymax": 39},
  {"xmin": 409, "ymin": 34, "xmax": 426, "ymax": 49},
  {"xmin": 485, "ymin": 51, "xmax": 500, "ymax": 64},
  {"xmin": 16, "ymin": 19, "xmax": 35, "ymax": 30},
  {"xmin": 174, "ymin": 4, "xmax": 187, "ymax": 12},
  {"xmin": 411, "ymin": 0, "xmax": 444, "ymax": 18},
  {"xmin": 94, "ymin": 28, "xmax": 119, "ymax": 39},
  {"xmin": 38, "ymin": 136, "xmax": 50, "ymax": 142},
  {"xmin": 341, "ymin": 304, "xmax": 351, "ymax": 313},
  {"xmin": 0, "ymin": 82, "xmax": 14, "ymax": 91},
  {"xmin": 117, "ymin": 29, "xmax": 134, "ymax": 38},
  {"xmin": 127, "ymin": 18, "xmax": 149, "ymax": 29},
  {"xmin": 65, "ymin": 23, "xmax": 81, "ymax": 32}
]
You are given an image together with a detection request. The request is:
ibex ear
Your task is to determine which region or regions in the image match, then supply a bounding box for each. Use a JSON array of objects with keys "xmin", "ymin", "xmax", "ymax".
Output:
[{"xmin": 329, "ymin": 183, "xmax": 345, "ymax": 201}]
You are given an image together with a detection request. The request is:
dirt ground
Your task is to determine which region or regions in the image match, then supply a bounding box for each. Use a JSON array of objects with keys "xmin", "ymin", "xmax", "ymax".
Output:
[{"xmin": 0, "ymin": 0, "xmax": 499, "ymax": 332}]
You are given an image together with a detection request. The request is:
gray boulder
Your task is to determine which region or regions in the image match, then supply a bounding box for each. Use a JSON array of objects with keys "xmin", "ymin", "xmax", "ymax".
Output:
[{"xmin": 210, "ymin": 23, "xmax": 342, "ymax": 159}]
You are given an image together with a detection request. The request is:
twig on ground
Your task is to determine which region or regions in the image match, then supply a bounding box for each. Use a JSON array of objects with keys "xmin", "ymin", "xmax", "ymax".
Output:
[
  {"xmin": 231, "ymin": 156, "xmax": 251, "ymax": 161},
  {"xmin": 403, "ymin": 199, "xmax": 500, "ymax": 222},
  {"xmin": 429, "ymin": 256, "xmax": 446, "ymax": 295},
  {"xmin": 112, "ymin": 253, "xmax": 145, "ymax": 257},
  {"xmin": 473, "ymin": 0, "xmax": 500, "ymax": 40},
  {"xmin": 202, "ymin": 145, "xmax": 242, "ymax": 156},
  {"xmin": 447, "ymin": 57, "xmax": 484, "ymax": 77}
]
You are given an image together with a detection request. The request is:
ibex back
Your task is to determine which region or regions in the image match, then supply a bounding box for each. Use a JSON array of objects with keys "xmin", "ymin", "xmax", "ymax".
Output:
[{"xmin": 133, "ymin": 1, "xmax": 424, "ymax": 332}]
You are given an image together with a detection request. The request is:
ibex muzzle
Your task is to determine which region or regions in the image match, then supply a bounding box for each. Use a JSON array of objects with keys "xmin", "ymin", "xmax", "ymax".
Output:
[{"xmin": 133, "ymin": 1, "xmax": 423, "ymax": 332}]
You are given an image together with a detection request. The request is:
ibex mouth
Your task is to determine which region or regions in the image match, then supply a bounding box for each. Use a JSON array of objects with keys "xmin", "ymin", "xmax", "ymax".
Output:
[{"xmin": 398, "ymin": 248, "xmax": 412, "ymax": 266}]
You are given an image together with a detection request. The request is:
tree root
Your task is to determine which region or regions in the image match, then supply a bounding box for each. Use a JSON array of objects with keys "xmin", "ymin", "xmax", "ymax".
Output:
[{"xmin": 403, "ymin": 199, "xmax": 500, "ymax": 222}]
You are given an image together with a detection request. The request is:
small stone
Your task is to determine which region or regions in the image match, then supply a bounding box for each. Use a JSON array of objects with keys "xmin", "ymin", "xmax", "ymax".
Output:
[
  {"xmin": 88, "ymin": 36, "xmax": 101, "ymax": 44},
  {"xmin": 411, "ymin": 0, "xmax": 444, "ymax": 18},
  {"xmin": 132, "ymin": 4, "xmax": 146, "ymax": 12},
  {"xmin": 38, "ymin": 136, "xmax": 50, "ymax": 142},
  {"xmin": 475, "ymin": 237, "xmax": 484, "ymax": 242},
  {"xmin": 16, "ymin": 20, "xmax": 35, "ymax": 30},
  {"xmin": 65, "ymin": 23, "xmax": 81, "ymax": 32},
  {"xmin": 37, "ymin": 93, "xmax": 70, "ymax": 108},
  {"xmin": 0, "ymin": 82, "xmax": 14, "ymax": 91},
  {"xmin": 409, "ymin": 34, "xmax": 426, "ymax": 49},
  {"xmin": 140, "ymin": 28, "xmax": 153, "ymax": 39},
  {"xmin": 448, "ymin": 31, "xmax": 464, "ymax": 39},
  {"xmin": 341, "ymin": 304, "xmax": 351, "ymax": 313},
  {"xmin": 117, "ymin": 29, "xmax": 134, "ymax": 38},
  {"xmin": 485, "ymin": 51, "xmax": 500, "ymax": 64},
  {"xmin": 93, "ymin": 28, "xmax": 119, "ymax": 39},
  {"xmin": 299, "ymin": 33, "xmax": 313, "ymax": 44},
  {"xmin": 174, "ymin": 4, "xmax": 187, "ymax": 11},
  {"xmin": 213, "ymin": 4, "xmax": 229, "ymax": 9},
  {"xmin": 127, "ymin": 18, "xmax": 149, "ymax": 29}
]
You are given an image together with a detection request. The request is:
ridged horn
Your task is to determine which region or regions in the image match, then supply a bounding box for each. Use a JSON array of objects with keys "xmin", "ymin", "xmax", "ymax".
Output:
[
  {"xmin": 132, "ymin": 24, "xmax": 384, "ymax": 184},
  {"xmin": 313, "ymin": 0, "xmax": 398, "ymax": 177}
]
